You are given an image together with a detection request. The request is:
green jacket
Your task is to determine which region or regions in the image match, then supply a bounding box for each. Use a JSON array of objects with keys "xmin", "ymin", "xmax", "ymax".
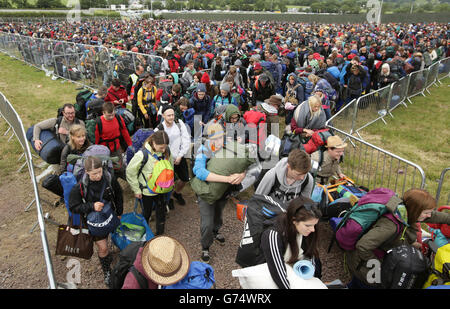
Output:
[
  {"xmin": 346, "ymin": 206, "xmax": 450, "ymax": 286},
  {"xmin": 125, "ymin": 142, "xmax": 173, "ymax": 196}
]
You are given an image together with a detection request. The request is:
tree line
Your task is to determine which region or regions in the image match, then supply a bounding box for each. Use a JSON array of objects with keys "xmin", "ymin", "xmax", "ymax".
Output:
[{"xmin": 1, "ymin": 0, "xmax": 449, "ymax": 13}]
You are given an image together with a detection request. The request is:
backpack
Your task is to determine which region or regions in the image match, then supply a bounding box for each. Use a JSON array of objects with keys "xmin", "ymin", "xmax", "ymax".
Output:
[
  {"xmin": 423, "ymin": 243, "xmax": 450, "ymax": 288},
  {"xmin": 125, "ymin": 128, "xmax": 154, "ymax": 165},
  {"xmin": 70, "ymin": 144, "xmax": 116, "ymax": 182},
  {"xmin": 335, "ymin": 188, "xmax": 408, "ymax": 252},
  {"xmin": 115, "ymin": 108, "xmax": 135, "ymax": 135},
  {"xmin": 260, "ymin": 61, "xmax": 279, "ymax": 85},
  {"xmin": 130, "ymin": 78, "xmax": 147, "ymax": 118},
  {"xmin": 86, "ymin": 98, "xmax": 104, "ymax": 120},
  {"xmin": 235, "ymin": 194, "xmax": 288, "ymax": 268},
  {"xmin": 243, "ymin": 110, "xmax": 267, "ymax": 147},
  {"xmin": 109, "ymin": 241, "xmax": 148, "ymax": 289},
  {"xmin": 347, "ymin": 74, "xmax": 362, "ymax": 95},
  {"xmin": 168, "ymin": 58, "xmax": 180, "ymax": 73},
  {"xmin": 381, "ymin": 245, "xmax": 429, "ymax": 289},
  {"xmin": 75, "ymin": 89, "xmax": 93, "ymax": 121},
  {"xmin": 302, "ymin": 129, "xmax": 334, "ymax": 154},
  {"xmin": 163, "ymin": 261, "xmax": 216, "ymax": 289},
  {"xmin": 141, "ymin": 149, "xmax": 174, "ymax": 195}
]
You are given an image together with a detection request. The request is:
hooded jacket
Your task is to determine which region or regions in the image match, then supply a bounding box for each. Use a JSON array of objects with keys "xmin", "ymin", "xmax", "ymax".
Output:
[
  {"xmin": 284, "ymin": 73, "xmax": 305, "ymax": 104},
  {"xmin": 346, "ymin": 200, "xmax": 450, "ymax": 286},
  {"xmin": 255, "ymin": 157, "xmax": 314, "ymax": 204},
  {"xmin": 224, "ymin": 104, "xmax": 248, "ymax": 143},
  {"xmin": 189, "ymin": 90, "xmax": 212, "ymax": 124}
]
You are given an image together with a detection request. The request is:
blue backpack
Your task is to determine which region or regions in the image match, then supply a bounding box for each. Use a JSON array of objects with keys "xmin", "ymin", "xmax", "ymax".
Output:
[
  {"xmin": 126, "ymin": 128, "xmax": 154, "ymax": 164},
  {"xmin": 163, "ymin": 261, "xmax": 216, "ymax": 289},
  {"xmin": 261, "ymin": 61, "xmax": 279, "ymax": 85}
]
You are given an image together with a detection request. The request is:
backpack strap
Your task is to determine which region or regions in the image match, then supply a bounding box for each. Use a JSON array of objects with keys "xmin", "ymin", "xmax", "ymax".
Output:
[
  {"xmin": 138, "ymin": 149, "xmax": 150, "ymax": 192},
  {"xmin": 130, "ymin": 265, "xmax": 148, "ymax": 289}
]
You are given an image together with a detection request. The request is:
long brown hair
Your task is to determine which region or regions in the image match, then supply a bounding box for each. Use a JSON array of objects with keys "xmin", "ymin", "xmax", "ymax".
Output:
[
  {"xmin": 403, "ymin": 188, "xmax": 436, "ymax": 224},
  {"xmin": 145, "ymin": 130, "xmax": 170, "ymax": 159},
  {"xmin": 276, "ymin": 196, "xmax": 322, "ymax": 264}
]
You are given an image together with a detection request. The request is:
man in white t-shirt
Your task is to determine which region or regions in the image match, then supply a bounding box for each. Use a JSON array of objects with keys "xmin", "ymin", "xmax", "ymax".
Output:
[{"xmin": 154, "ymin": 105, "xmax": 191, "ymax": 206}]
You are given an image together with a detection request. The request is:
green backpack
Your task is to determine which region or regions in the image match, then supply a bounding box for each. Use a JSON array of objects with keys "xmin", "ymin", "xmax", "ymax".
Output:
[{"xmin": 141, "ymin": 149, "xmax": 174, "ymax": 195}]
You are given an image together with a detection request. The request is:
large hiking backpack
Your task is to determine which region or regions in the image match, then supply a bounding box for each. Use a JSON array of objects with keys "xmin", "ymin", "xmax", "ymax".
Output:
[
  {"xmin": 303, "ymin": 129, "xmax": 334, "ymax": 154},
  {"xmin": 260, "ymin": 61, "xmax": 279, "ymax": 85},
  {"xmin": 75, "ymin": 89, "xmax": 93, "ymax": 121},
  {"xmin": 116, "ymin": 108, "xmax": 135, "ymax": 136},
  {"xmin": 69, "ymin": 144, "xmax": 117, "ymax": 182},
  {"xmin": 381, "ymin": 245, "xmax": 429, "ymax": 289},
  {"xmin": 335, "ymin": 188, "xmax": 407, "ymax": 252},
  {"xmin": 109, "ymin": 241, "xmax": 148, "ymax": 289},
  {"xmin": 163, "ymin": 261, "xmax": 216, "ymax": 289},
  {"xmin": 235, "ymin": 194, "xmax": 287, "ymax": 268},
  {"xmin": 126, "ymin": 128, "xmax": 154, "ymax": 165},
  {"xmin": 168, "ymin": 58, "xmax": 180, "ymax": 73},
  {"xmin": 243, "ymin": 110, "xmax": 267, "ymax": 148}
]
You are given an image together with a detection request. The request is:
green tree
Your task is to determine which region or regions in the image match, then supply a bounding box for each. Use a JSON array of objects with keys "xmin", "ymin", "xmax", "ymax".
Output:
[{"xmin": 0, "ymin": 0, "xmax": 12, "ymax": 8}]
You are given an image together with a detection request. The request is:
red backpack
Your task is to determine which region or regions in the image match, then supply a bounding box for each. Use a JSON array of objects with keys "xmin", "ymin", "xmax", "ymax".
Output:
[
  {"xmin": 168, "ymin": 58, "xmax": 180, "ymax": 73},
  {"xmin": 243, "ymin": 110, "xmax": 267, "ymax": 148}
]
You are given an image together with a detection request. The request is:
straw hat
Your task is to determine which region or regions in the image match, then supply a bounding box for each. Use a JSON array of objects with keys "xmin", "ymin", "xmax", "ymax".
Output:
[
  {"xmin": 206, "ymin": 122, "xmax": 225, "ymax": 139},
  {"xmin": 141, "ymin": 236, "xmax": 190, "ymax": 286},
  {"xmin": 326, "ymin": 136, "xmax": 347, "ymax": 149}
]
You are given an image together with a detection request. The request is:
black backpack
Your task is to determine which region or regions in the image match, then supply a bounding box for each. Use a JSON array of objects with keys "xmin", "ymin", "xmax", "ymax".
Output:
[
  {"xmin": 75, "ymin": 89, "xmax": 93, "ymax": 121},
  {"xmin": 109, "ymin": 241, "xmax": 148, "ymax": 289},
  {"xmin": 381, "ymin": 245, "xmax": 430, "ymax": 289},
  {"xmin": 235, "ymin": 194, "xmax": 287, "ymax": 268}
]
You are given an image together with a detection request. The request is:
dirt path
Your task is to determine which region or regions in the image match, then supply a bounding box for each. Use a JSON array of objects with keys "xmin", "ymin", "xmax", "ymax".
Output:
[{"xmin": 0, "ymin": 168, "xmax": 350, "ymax": 289}]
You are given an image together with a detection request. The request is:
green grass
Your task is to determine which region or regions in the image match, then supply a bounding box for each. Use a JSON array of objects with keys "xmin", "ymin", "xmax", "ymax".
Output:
[
  {"xmin": 0, "ymin": 54, "xmax": 81, "ymax": 178},
  {"xmin": 358, "ymin": 78, "xmax": 450, "ymax": 205}
]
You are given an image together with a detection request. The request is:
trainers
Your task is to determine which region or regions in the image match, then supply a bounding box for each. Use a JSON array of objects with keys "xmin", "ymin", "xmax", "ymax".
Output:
[
  {"xmin": 201, "ymin": 250, "xmax": 210, "ymax": 263},
  {"xmin": 173, "ymin": 192, "xmax": 186, "ymax": 206},
  {"xmin": 214, "ymin": 234, "xmax": 225, "ymax": 246}
]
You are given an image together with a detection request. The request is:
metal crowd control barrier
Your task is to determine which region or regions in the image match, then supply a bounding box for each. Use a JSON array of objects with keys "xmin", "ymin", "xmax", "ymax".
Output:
[
  {"xmin": 435, "ymin": 167, "xmax": 450, "ymax": 206},
  {"xmin": 331, "ymin": 127, "xmax": 426, "ymax": 197},
  {"xmin": 0, "ymin": 32, "xmax": 165, "ymax": 92},
  {"xmin": 326, "ymin": 56, "xmax": 449, "ymax": 138},
  {"xmin": 0, "ymin": 91, "xmax": 57, "ymax": 289}
]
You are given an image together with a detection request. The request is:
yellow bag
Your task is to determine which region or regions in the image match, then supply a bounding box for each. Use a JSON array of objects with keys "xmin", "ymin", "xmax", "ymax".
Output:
[{"xmin": 423, "ymin": 243, "xmax": 450, "ymax": 288}]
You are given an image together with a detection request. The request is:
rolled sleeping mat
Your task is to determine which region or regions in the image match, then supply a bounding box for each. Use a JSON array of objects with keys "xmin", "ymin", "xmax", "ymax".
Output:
[
  {"xmin": 26, "ymin": 126, "xmax": 64, "ymax": 164},
  {"xmin": 293, "ymin": 260, "xmax": 315, "ymax": 280}
]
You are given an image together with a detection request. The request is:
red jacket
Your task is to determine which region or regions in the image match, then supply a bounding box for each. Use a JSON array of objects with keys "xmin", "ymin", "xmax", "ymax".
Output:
[
  {"xmin": 122, "ymin": 247, "xmax": 158, "ymax": 289},
  {"xmin": 95, "ymin": 115, "xmax": 132, "ymax": 153},
  {"xmin": 105, "ymin": 85, "xmax": 129, "ymax": 108}
]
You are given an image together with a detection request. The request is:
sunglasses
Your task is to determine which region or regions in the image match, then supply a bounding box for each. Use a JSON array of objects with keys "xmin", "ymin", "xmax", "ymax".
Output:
[{"xmin": 303, "ymin": 202, "xmax": 319, "ymax": 211}]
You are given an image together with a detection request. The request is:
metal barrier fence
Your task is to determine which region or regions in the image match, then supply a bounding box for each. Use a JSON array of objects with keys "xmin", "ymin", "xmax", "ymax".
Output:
[
  {"xmin": 332, "ymin": 127, "xmax": 426, "ymax": 197},
  {"xmin": 327, "ymin": 56, "xmax": 450, "ymax": 137},
  {"xmin": 0, "ymin": 32, "xmax": 165, "ymax": 91},
  {"xmin": 0, "ymin": 91, "xmax": 57, "ymax": 289}
]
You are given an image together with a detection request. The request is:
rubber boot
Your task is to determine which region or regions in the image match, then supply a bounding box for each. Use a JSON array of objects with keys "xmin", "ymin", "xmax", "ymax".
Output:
[{"xmin": 99, "ymin": 254, "xmax": 113, "ymax": 287}]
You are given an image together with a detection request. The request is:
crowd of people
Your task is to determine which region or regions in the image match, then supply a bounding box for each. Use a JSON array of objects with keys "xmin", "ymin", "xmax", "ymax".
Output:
[{"xmin": 22, "ymin": 18, "xmax": 450, "ymax": 290}]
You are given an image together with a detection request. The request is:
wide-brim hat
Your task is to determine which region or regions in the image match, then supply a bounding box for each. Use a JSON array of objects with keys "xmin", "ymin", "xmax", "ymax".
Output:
[
  {"xmin": 264, "ymin": 94, "xmax": 283, "ymax": 107},
  {"xmin": 326, "ymin": 136, "xmax": 347, "ymax": 149},
  {"xmin": 141, "ymin": 236, "xmax": 190, "ymax": 286}
]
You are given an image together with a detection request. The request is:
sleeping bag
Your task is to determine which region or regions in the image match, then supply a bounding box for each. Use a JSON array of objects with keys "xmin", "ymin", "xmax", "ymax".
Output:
[
  {"xmin": 190, "ymin": 141, "xmax": 256, "ymax": 204},
  {"xmin": 26, "ymin": 126, "xmax": 65, "ymax": 164}
]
